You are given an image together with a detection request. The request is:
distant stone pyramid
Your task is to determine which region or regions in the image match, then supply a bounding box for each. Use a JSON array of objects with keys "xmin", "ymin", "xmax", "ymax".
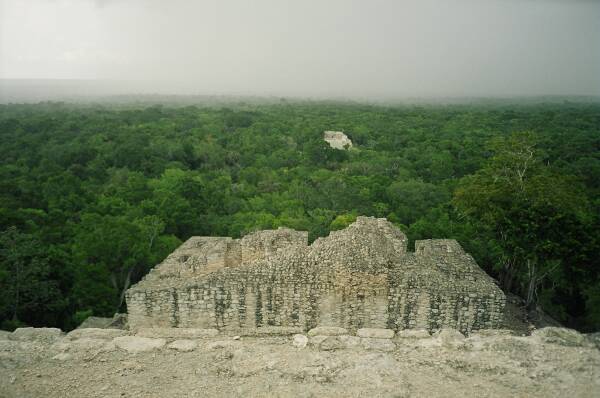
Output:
[
  {"xmin": 323, "ymin": 131, "xmax": 353, "ymax": 149},
  {"xmin": 126, "ymin": 217, "xmax": 505, "ymax": 335}
]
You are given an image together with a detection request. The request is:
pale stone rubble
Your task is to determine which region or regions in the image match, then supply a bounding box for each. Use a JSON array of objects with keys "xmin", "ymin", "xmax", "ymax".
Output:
[
  {"xmin": 167, "ymin": 339, "xmax": 198, "ymax": 352},
  {"xmin": 126, "ymin": 217, "xmax": 505, "ymax": 336},
  {"xmin": 3, "ymin": 325, "xmax": 598, "ymax": 357},
  {"xmin": 2, "ymin": 324, "xmax": 599, "ymax": 398}
]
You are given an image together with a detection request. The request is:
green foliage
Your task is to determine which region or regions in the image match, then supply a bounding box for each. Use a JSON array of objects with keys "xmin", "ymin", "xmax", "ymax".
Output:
[
  {"xmin": 0, "ymin": 227, "xmax": 66, "ymax": 327},
  {"xmin": 73, "ymin": 309, "xmax": 93, "ymax": 327},
  {"xmin": 454, "ymin": 131, "xmax": 597, "ymax": 324},
  {"xmin": 1, "ymin": 318, "xmax": 27, "ymax": 332},
  {"xmin": 583, "ymin": 280, "xmax": 600, "ymax": 328},
  {"xmin": 0, "ymin": 101, "xmax": 598, "ymax": 331},
  {"xmin": 330, "ymin": 213, "xmax": 358, "ymax": 231}
]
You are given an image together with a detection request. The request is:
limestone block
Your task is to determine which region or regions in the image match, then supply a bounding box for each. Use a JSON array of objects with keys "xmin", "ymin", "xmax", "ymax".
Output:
[
  {"xmin": 135, "ymin": 328, "xmax": 218, "ymax": 339},
  {"xmin": 52, "ymin": 337, "xmax": 116, "ymax": 356},
  {"xmin": 67, "ymin": 328, "xmax": 128, "ymax": 341},
  {"xmin": 292, "ymin": 334, "xmax": 308, "ymax": 348},
  {"xmin": 76, "ymin": 316, "xmax": 113, "ymax": 329},
  {"xmin": 361, "ymin": 338, "xmax": 396, "ymax": 352},
  {"xmin": 319, "ymin": 336, "xmax": 345, "ymax": 351},
  {"xmin": 307, "ymin": 326, "xmax": 348, "ymax": 336},
  {"xmin": 396, "ymin": 329, "xmax": 430, "ymax": 339},
  {"xmin": 532, "ymin": 327, "xmax": 591, "ymax": 347},
  {"xmin": 309, "ymin": 335, "xmax": 328, "ymax": 346},
  {"xmin": 0, "ymin": 330, "xmax": 11, "ymax": 340},
  {"xmin": 435, "ymin": 328, "xmax": 465, "ymax": 341},
  {"xmin": 471, "ymin": 329, "xmax": 516, "ymax": 338},
  {"xmin": 356, "ymin": 328, "xmax": 395, "ymax": 339},
  {"xmin": 167, "ymin": 339, "xmax": 198, "ymax": 352},
  {"xmin": 69, "ymin": 338, "xmax": 110, "ymax": 352},
  {"xmin": 434, "ymin": 329, "xmax": 466, "ymax": 349},
  {"xmin": 113, "ymin": 336, "xmax": 166, "ymax": 353},
  {"xmin": 339, "ymin": 335, "xmax": 361, "ymax": 348},
  {"xmin": 239, "ymin": 327, "xmax": 302, "ymax": 337},
  {"xmin": 11, "ymin": 327, "xmax": 63, "ymax": 343}
]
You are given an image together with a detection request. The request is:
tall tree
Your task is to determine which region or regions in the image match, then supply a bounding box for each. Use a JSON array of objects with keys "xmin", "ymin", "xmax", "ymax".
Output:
[
  {"xmin": 454, "ymin": 132, "xmax": 594, "ymax": 309},
  {"xmin": 0, "ymin": 227, "xmax": 65, "ymax": 328}
]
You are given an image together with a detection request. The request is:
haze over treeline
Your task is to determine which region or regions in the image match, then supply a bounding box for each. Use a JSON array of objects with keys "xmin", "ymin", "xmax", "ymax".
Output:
[{"xmin": 1, "ymin": 0, "xmax": 599, "ymax": 100}]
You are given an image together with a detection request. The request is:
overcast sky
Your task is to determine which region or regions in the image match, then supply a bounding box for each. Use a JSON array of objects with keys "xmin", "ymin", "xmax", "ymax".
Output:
[{"xmin": 0, "ymin": 0, "xmax": 599, "ymax": 98}]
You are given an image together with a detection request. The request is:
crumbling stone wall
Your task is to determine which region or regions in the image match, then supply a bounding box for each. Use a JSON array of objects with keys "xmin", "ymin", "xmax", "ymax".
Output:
[
  {"xmin": 126, "ymin": 217, "xmax": 505, "ymax": 335},
  {"xmin": 240, "ymin": 228, "xmax": 308, "ymax": 264}
]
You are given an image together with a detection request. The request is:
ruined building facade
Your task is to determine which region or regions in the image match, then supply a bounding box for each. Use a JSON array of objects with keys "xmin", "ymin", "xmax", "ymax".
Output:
[{"xmin": 126, "ymin": 217, "xmax": 505, "ymax": 335}]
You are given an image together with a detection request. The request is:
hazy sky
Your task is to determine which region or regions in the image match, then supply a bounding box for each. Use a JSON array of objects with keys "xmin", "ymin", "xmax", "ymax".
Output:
[{"xmin": 1, "ymin": 0, "xmax": 599, "ymax": 98}]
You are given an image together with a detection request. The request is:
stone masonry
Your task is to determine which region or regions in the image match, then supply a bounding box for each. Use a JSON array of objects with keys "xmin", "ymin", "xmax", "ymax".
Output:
[
  {"xmin": 323, "ymin": 131, "xmax": 353, "ymax": 149},
  {"xmin": 126, "ymin": 217, "xmax": 505, "ymax": 335}
]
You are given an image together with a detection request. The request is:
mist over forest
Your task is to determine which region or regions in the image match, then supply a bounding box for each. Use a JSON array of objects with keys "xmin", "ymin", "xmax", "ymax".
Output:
[
  {"xmin": 2, "ymin": 0, "xmax": 599, "ymax": 99},
  {"xmin": 0, "ymin": 0, "xmax": 599, "ymax": 337}
]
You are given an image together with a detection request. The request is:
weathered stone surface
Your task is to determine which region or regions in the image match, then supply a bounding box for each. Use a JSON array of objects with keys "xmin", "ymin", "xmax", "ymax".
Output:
[
  {"xmin": 77, "ymin": 316, "xmax": 113, "ymax": 329},
  {"xmin": 0, "ymin": 330, "xmax": 11, "ymax": 340},
  {"xmin": 532, "ymin": 327, "xmax": 590, "ymax": 347},
  {"xmin": 52, "ymin": 353, "xmax": 72, "ymax": 361},
  {"xmin": 339, "ymin": 335, "xmax": 361, "ymax": 348},
  {"xmin": 126, "ymin": 217, "xmax": 505, "ymax": 336},
  {"xmin": 292, "ymin": 334, "xmax": 308, "ymax": 348},
  {"xmin": 237, "ymin": 327, "xmax": 302, "ymax": 337},
  {"xmin": 67, "ymin": 328, "xmax": 128, "ymax": 341},
  {"xmin": 11, "ymin": 328, "xmax": 63, "ymax": 343},
  {"xmin": 484, "ymin": 336, "xmax": 536, "ymax": 356},
  {"xmin": 433, "ymin": 329, "xmax": 467, "ymax": 349},
  {"xmin": 113, "ymin": 336, "xmax": 166, "ymax": 353},
  {"xmin": 323, "ymin": 131, "xmax": 353, "ymax": 150},
  {"xmin": 472, "ymin": 329, "xmax": 516, "ymax": 338},
  {"xmin": 361, "ymin": 338, "xmax": 396, "ymax": 352},
  {"xmin": 396, "ymin": 329, "xmax": 430, "ymax": 339},
  {"xmin": 50, "ymin": 340, "xmax": 71, "ymax": 353},
  {"xmin": 135, "ymin": 328, "xmax": 218, "ymax": 339},
  {"xmin": 0, "ymin": 339, "xmax": 18, "ymax": 351},
  {"xmin": 57, "ymin": 337, "xmax": 115, "ymax": 356},
  {"xmin": 319, "ymin": 336, "xmax": 345, "ymax": 351},
  {"xmin": 309, "ymin": 335, "xmax": 328, "ymax": 346},
  {"xmin": 435, "ymin": 329, "xmax": 465, "ymax": 342},
  {"xmin": 108, "ymin": 313, "xmax": 128, "ymax": 329},
  {"xmin": 167, "ymin": 339, "xmax": 198, "ymax": 352},
  {"xmin": 4, "ymin": 330, "xmax": 600, "ymax": 397},
  {"xmin": 69, "ymin": 338, "xmax": 110, "ymax": 352},
  {"xmin": 206, "ymin": 340, "xmax": 238, "ymax": 350},
  {"xmin": 586, "ymin": 332, "xmax": 600, "ymax": 350},
  {"xmin": 357, "ymin": 328, "xmax": 395, "ymax": 339},
  {"xmin": 77, "ymin": 313, "xmax": 128, "ymax": 330},
  {"xmin": 308, "ymin": 327, "xmax": 349, "ymax": 337}
]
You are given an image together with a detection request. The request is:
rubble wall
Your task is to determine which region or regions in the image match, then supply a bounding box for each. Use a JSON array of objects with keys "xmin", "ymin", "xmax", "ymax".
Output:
[{"xmin": 126, "ymin": 217, "xmax": 505, "ymax": 335}]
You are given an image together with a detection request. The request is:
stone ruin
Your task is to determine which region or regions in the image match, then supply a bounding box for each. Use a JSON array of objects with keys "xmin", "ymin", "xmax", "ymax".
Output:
[
  {"xmin": 323, "ymin": 131, "xmax": 353, "ymax": 149},
  {"xmin": 126, "ymin": 217, "xmax": 505, "ymax": 335}
]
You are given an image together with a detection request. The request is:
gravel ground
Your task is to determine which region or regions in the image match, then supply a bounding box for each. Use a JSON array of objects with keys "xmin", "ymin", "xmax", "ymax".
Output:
[{"xmin": 1, "ymin": 327, "xmax": 599, "ymax": 398}]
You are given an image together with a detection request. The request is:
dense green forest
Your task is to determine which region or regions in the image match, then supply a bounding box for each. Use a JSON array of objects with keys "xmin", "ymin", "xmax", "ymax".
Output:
[{"xmin": 0, "ymin": 100, "xmax": 598, "ymax": 332}]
